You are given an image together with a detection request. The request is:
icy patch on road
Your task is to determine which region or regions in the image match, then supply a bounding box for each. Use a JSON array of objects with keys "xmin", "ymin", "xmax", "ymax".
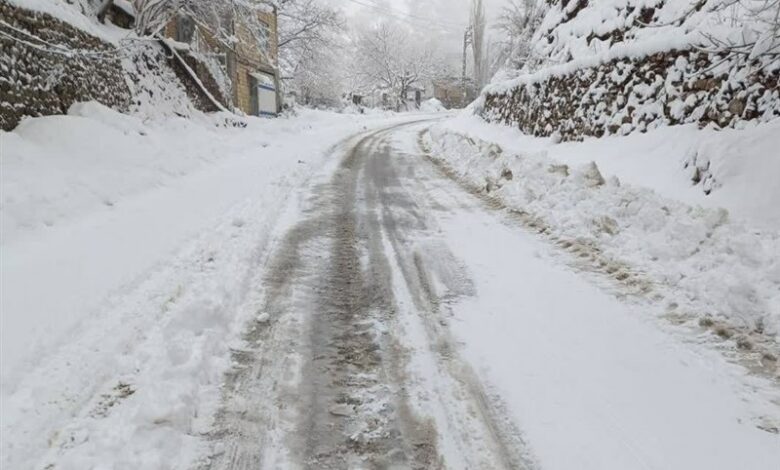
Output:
[{"xmin": 421, "ymin": 125, "xmax": 780, "ymax": 360}]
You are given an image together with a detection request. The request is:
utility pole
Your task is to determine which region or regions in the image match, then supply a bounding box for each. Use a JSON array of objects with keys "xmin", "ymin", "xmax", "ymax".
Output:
[{"xmin": 462, "ymin": 25, "xmax": 472, "ymax": 102}]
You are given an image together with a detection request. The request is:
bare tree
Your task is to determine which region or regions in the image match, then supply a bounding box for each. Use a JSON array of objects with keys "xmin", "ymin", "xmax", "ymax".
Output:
[
  {"xmin": 470, "ymin": 0, "xmax": 487, "ymax": 88},
  {"xmin": 276, "ymin": 0, "xmax": 344, "ymax": 104},
  {"xmin": 703, "ymin": 0, "xmax": 780, "ymax": 58},
  {"xmin": 132, "ymin": 0, "xmax": 276, "ymax": 59},
  {"xmin": 494, "ymin": 0, "xmax": 544, "ymax": 72},
  {"xmin": 277, "ymin": 0, "xmax": 342, "ymax": 53},
  {"xmin": 133, "ymin": 0, "xmax": 180, "ymax": 36},
  {"xmin": 291, "ymin": 48, "xmax": 345, "ymax": 107},
  {"xmin": 352, "ymin": 23, "xmax": 444, "ymax": 111}
]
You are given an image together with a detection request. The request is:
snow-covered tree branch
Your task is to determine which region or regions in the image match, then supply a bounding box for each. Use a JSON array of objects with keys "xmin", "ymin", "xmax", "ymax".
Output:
[
  {"xmin": 351, "ymin": 22, "xmax": 445, "ymax": 110},
  {"xmin": 276, "ymin": 0, "xmax": 345, "ymax": 105},
  {"xmin": 703, "ymin": 0, "xmax": 780, "ymax": 58},
  {"xmin": 133, "ymin": 0, "xmax": 276, "ymax": 64},
  {"xmin": 494, "ymin": 0, "xmax": 545, "ymax": 73}
]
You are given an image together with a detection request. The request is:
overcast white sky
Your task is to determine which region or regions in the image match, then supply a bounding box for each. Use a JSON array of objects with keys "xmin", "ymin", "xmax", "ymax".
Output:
[{"xmin": 322, "ymin": 0, "xmax": 510, "ymax": 62}]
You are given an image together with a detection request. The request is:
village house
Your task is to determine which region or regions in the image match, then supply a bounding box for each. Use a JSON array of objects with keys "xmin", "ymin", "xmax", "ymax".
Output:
[
  {"xmin": 433, "ymin": 77, "xmax": 476, "ymax": 109},
  {"xmin": 163, "ymin": 4, "xmax": 281, "ymax": 117}
]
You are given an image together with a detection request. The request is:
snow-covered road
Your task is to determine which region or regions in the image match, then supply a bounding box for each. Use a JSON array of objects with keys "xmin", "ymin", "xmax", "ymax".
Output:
[
  {"xmin": 199, "ymin": 121, "xmax": 780, "ymax": 469},
  {"xmin": 3, "ymin": 115, "xmax": 779, "ymax": 469}
]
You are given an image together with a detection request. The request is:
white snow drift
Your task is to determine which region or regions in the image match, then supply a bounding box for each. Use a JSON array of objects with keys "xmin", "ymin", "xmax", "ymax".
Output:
[{"xmin": 424, "ymin": 115, "xmax": 780, "ymax": 342}]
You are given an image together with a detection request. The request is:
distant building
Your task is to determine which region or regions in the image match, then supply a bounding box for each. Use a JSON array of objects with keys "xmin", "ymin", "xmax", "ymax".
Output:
[
  {"xmin": 433, "ymin": 78, "xmax": 477, "ymax": 109},
  {"xmin": 404, "ymin": 85, "xmax": 426, "ymax": 109}
]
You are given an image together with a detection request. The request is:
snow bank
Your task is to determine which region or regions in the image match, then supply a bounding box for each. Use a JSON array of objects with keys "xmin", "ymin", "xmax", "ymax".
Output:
[
  {"xmin": 3, "ymin": 102, "xmax": 232, "ymax": 244},
  {"xmin": 425, "ymin": 116, "xmax": 780, "ymax": 345},
  {"xmin": 440, "ymin": 198, "xmax": 780, "ymax": 470},
  {"xmin": 419, "ymin": 98, "xmax": 446, "ymax": 113},
  {"xmin": 441, "ymin": 113, "xmax": 780, "ymax": 230},
  {"xmin": 0, "ymin": 103, "xmax": 419, "ymax": 469}
]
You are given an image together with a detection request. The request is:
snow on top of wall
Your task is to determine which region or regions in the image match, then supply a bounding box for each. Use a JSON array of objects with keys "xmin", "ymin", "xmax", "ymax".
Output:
[
  {"xmin": 485, "ymin": 0, "xmax": 779, "ymax": 94},
  {"xmin": 535, "ymin": 0, "xmax": 748, "ymax": 63},
  {"xmin": 6, "ymin": 0, "xmax": 129, "ymax": 42}
]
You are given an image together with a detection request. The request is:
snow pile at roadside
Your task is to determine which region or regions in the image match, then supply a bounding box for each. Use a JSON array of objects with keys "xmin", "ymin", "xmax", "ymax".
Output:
[
  {"xmin": 424, "ymin": 117, "xmax": 780, "ymax": 345},
  {"xmin": 419, "ymin": 98, "xmax": 446, "ymax": 113},
  {"xmin": 0, "ymin": 103, "xmax": 415, "ymax": 469},
  {"xmin": 2, "ymin": 102, "xmax": 240, "ymax": 244},
  {"xmin": 446, "ymin": 113, "xmax": 780, "ymax": 230}
]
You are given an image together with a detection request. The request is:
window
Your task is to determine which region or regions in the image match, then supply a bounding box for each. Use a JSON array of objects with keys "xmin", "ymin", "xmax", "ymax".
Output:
[
  {"xmin": 175, "ymin": 15, "xmax": 195, "ymax": 44},
  {"xmin": 257, "ymin": 19, "xmax": 271, "ymax": 50}
]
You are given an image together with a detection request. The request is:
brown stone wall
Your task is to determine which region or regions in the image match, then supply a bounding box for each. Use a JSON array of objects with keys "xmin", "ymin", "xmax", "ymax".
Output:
[
  {"xmin": 234, "ymin": 64, "xmax": 253, "ymax": 114},
  {"xmin": 234, "ymin": 9, "xmax": 278, "ymax": 69},
  {"xmin": 231, "ymin": 9, "xmax": 279, "ymax": 115},
  {"xmin": 481, "ymin": 50, "xmax": 780, "ymax": 141},
  {"xmin": 0, "ymin": 0, "xmax": 131, "ymax": 130}
]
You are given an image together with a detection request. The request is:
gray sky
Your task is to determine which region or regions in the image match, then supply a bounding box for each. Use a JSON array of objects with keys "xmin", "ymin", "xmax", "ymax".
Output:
[{"xmin": 323, "ymin": 0, "xmax": 509, "ymax": 61}]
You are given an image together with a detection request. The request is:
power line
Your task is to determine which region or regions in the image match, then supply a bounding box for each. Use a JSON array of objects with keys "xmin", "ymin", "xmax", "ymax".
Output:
[
  {"xmin": 346, "ymin": 0, "xmax": 462, "ymax": 29},
  {"xmin": 353, "ymin": 0, "xmax": 464, "ymax": 27},
  {"xmin": 342, "ymin": 0, "xmax": 465, "ymax": 33}
]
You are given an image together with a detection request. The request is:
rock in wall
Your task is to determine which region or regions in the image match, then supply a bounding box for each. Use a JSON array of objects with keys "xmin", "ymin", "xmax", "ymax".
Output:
[
  {"xmin": 481, "ymin": 50, "xmax": 780, "ymax": 141},
  {"xmin": 0, "ymin": 0, "xmax": 131, "ymax": 130}
]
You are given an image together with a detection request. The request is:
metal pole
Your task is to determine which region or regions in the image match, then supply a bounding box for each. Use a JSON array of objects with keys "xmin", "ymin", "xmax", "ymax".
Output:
[{"xmin": 462, "ymin": 26, "xmax": 472, "ymax": 103}]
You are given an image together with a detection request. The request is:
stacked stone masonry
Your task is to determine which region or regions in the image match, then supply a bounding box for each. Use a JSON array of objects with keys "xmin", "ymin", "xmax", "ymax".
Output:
[
  {"xmin": 0, "ymin": 0, "xmax": 131, "ymax": 130},
  {"xmin": 482, "ymin": 50, "xmax": 779, "ymax": 141}
]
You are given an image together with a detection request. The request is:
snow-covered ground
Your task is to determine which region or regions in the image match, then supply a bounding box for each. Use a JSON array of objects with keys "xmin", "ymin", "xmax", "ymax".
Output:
[
  {"xmin": 430, "ymin": 184, "xmax": 780, "ymax": 470},
  {"xmin": 0, "ymin": 103, "xmax": 432, "ymax": 469},
  {"xmin": 388, "ymin": 122, "xmax": 780, "ymax": 467},
  {"xmin": 424, "ymin": 114, "xmax": 780, "ymax": 359},
  {"xmin": 2, "ymin": 104, "xmax": 778, "ymax": 469}
]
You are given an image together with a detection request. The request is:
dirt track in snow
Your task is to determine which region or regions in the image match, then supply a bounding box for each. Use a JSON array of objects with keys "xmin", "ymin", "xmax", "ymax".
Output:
[{"xmin": 201, "ymin": 121, "xmax": 534, "ymax": 469}]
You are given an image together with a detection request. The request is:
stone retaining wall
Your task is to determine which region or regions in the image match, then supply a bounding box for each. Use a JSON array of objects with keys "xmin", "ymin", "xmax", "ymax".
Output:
[
  {"xmin": 481, "ymin": 50, "xmax": 780, "ymax": 141},
  {"xmin": 0, "ymin": 0, "xmax": 131, "ymax": 130}
]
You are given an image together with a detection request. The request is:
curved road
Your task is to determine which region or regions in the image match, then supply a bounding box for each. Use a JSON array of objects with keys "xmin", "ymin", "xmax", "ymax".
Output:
[
  {"xmin": 202, "ymin": 121, "xmax": 532, "ymax": 469},
  {"xmin": 201, "ymin": 120, "xmax": 780, "ymax": 470}
]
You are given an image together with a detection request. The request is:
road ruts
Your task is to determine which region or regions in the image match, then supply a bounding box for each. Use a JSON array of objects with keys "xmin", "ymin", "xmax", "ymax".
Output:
[{"xmin": 201, "ymin": 121, "xmax": 535, "ymax": 470}]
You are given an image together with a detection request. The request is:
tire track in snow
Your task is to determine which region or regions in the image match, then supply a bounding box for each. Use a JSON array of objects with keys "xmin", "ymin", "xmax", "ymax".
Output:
[{"xmin": 201, "ymin": 120, "xmax": 537, "ymax": 469}]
